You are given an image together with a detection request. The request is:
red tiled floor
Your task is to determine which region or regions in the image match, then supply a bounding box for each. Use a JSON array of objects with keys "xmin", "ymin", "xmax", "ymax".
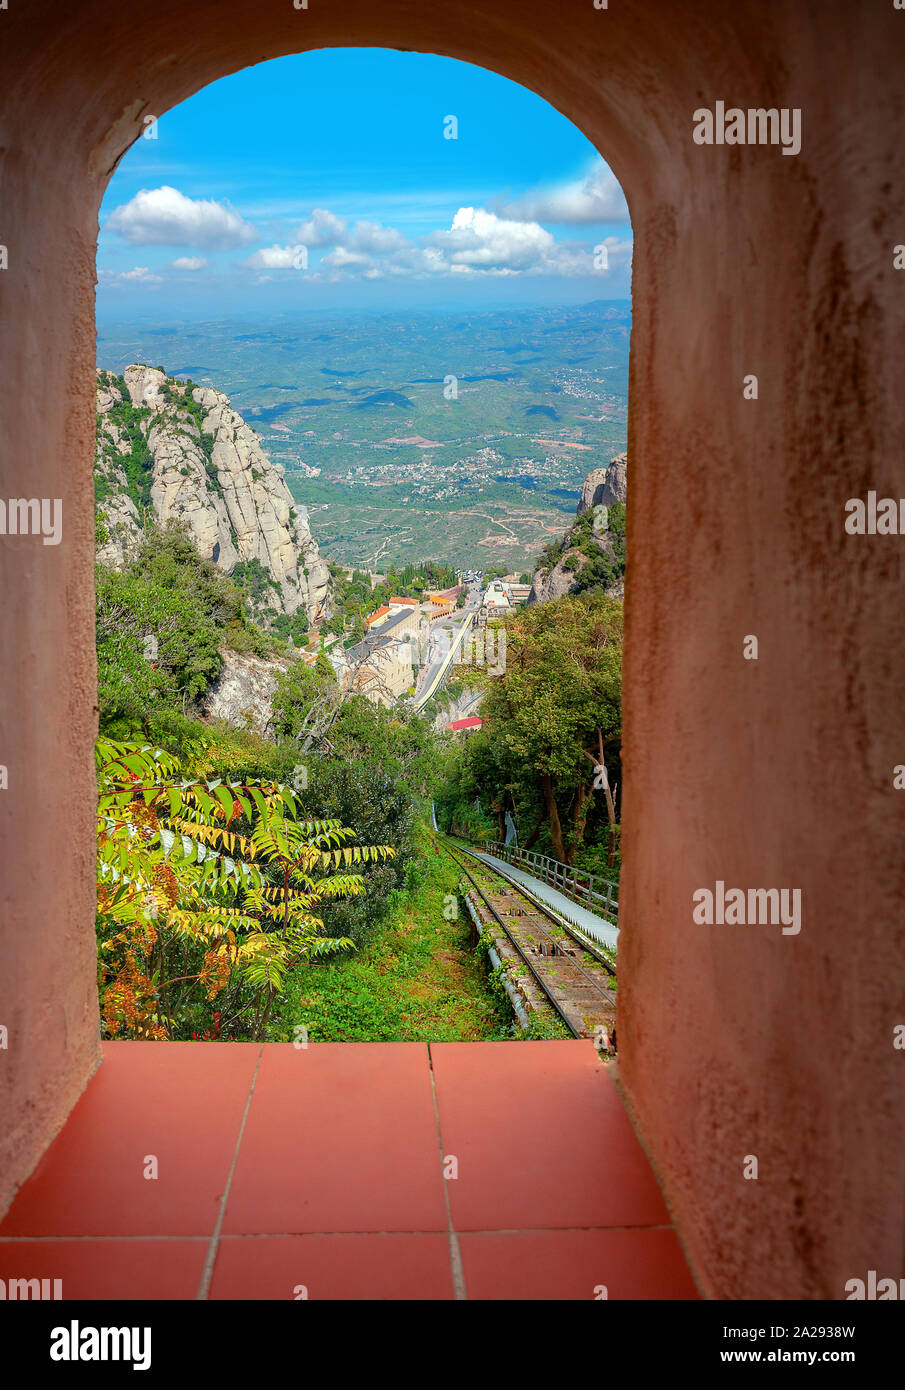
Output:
[
  {"xmin": 0, "ymin": 1040, "xmax": 698, "ymax": 1299},
  {"xmin": 221, "ymin": 1043, "xmax": 448, "ymax": 1234},
  {"xmin": 430, "ymin": 1040, "xmax": 670, "ymax": 1231},
  {"xmin": 0, "ymin": 1240, "xmax": 207, "ymax": 1299},
  {"xmin": 209, "ymin": 1234, "xmax": 455, "ymax": 1300},
  {"xmin": 458, "ymin": 1229, "xmax": 700, "ymax": 1300},
  {"xmin": 0, "ymin": 1042, "xmax": 260, "ymax": 1237}
]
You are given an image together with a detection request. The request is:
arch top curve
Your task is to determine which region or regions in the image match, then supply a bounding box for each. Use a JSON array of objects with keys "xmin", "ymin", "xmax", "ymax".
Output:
[{"xmin": 6, "ymin": 0, "xmax": 744, "ymax": 222}]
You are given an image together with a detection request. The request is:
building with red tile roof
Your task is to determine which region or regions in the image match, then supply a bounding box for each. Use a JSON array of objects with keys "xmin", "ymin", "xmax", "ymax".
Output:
[{"xmin": 447, "ymin": 716, "xmax": 483, "ymax": 735}]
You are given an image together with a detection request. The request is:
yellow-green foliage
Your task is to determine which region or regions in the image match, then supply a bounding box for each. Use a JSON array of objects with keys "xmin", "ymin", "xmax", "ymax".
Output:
[{"xmin": 96, "ymin": 737, "xmax": 394, "ymax": 1039}]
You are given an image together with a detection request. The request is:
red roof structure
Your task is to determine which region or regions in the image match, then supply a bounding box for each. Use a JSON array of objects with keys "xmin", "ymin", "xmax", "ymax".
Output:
[{"xmin": 447, "ymin": 716, "xmax": 483, "ymax": 733}]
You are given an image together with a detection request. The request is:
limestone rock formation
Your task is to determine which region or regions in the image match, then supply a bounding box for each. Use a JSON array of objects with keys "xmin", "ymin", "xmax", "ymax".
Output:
[
  {"xmin": 200, "ymin": 648, "xmax": 290, "ymax": 737},
  {"xmin": 529, "ymin": 451, "xmax": 627, "ymax": 604},
  {"xmin": 94, "ymin": 375, "xmax": 143, "ymax": 566},
  {"xmin": 94, "ymin": 365, "xmax": 331, "ymax": 624},
  {"xmin": 529, "ymin": 556, "xmax": 584, "ymax": 604},
  {"xmin": 576, "ymin": 451, "xmax": 627, "ymax": 516}
]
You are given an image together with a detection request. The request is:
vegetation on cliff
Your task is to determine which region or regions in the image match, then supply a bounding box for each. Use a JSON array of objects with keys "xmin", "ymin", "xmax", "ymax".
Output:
[
  {"xmin": 93, "ymin": 520, "xmax": 458, "ymax": 1039},
  {"xmin": 96, "ymin": 524, "xmax": 280, "ymax": 735},
  {"xmin": 535, "ymin": 500, "xmax": 627, "ymax": 596}
]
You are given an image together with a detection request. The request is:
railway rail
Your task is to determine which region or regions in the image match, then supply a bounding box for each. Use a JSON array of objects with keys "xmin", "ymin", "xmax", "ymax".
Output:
[{"xmin": 437, "ymin": 834, "xmax": 618, "ymax": 1044}]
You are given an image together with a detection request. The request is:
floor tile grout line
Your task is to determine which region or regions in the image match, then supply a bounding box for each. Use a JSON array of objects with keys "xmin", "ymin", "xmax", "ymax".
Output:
[
  {"xmin": 195, "ymin": 1044, "xmax": 264, "ymax": 1300},
  {"xmin": 0, "ymin": 1222, "xmax": 679, "ymax": 1242},
  {"xmin": 426, "ymin": 1042, "xmax": 467, "ymax": 1301}
]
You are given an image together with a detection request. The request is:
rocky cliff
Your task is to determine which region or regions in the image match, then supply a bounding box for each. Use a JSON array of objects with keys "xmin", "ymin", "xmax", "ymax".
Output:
[
  {"xmin": 95, "ymin": 365, "xmax": 331, "ymax": 624},
  {"xmin": 529, "ymin": 451, "xmax": 627, "ymax": 603},
  {"xmin": 576, "ymin": 451, "xmax": 627, "ymax": 518},
  {"xmin": 200, "ymin": 649, "xmax": 290, "ymax": 737}
]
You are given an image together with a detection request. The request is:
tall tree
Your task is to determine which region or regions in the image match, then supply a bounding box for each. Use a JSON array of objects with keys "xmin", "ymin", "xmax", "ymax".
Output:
[{"xmin": 479, "ymin": 594, "xmax": 622, "ymax": 863}]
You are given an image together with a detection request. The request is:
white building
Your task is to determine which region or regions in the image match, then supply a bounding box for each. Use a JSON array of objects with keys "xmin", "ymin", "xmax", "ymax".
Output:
[{"xmin": 482, "ymin": 580, "xmax": 512, "ymax": 612}]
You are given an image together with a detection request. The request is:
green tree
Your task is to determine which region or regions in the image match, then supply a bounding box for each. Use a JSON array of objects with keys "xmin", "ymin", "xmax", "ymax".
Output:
[
  {"xmin": 270, "ymin": 656, "xmax": 340, "ymax": 746},
  {"xmin": 96, "ymin": 523, "xmax": 276, "ymax": 736},
  {"xmin": 478, "ymin": 593, "xmax": 622, "ymax": 863}
]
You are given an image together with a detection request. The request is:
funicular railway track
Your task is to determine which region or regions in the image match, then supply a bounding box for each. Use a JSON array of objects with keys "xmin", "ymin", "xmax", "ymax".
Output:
[{"xmin": 437, "ymin": 835, "xmax": 618, "ymax": 1044}]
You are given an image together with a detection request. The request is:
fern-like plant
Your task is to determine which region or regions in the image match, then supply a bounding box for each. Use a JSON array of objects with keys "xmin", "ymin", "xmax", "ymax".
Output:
[{"xmin": 96, "ymin": 738, "xmax": 395, "ymax": 1040}]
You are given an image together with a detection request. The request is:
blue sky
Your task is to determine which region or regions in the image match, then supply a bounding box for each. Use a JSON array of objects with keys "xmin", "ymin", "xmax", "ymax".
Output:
[{"xmin": 97, "ymin": 49, "xmax": 632, "ymax": 318}]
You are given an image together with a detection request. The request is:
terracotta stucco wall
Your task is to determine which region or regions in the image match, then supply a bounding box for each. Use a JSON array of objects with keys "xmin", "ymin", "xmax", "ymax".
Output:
[{"xmin": 0, "ymin": 0, "xmax": 902, "ymax": 1296}]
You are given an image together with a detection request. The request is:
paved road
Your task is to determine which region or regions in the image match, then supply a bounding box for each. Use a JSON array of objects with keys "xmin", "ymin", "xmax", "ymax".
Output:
[
  {"xmin": 412, "ymin": 580, "xmax": 483, "ymax": 709},
  {"xmin": 413, "ymin": 610, "xmax": 475, "ymax": 710}
]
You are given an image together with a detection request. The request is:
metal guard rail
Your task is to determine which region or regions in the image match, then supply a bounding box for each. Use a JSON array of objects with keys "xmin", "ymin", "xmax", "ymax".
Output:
[{"xmin": 486, "ymin": 842, "xmax": 619, "ymax": 921}]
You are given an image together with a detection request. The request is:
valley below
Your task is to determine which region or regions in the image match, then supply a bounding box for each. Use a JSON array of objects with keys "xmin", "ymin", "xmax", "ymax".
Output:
[{"xmin": 97, "ymin": 300, "xmax": 629, "ymax": 571}]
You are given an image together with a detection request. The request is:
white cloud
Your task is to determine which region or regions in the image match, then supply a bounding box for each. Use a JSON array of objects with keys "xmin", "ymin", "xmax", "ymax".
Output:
[
  {"xmin": 170, "ymin": 256, "xmax": 207, "ymax": 270},
  {"xmin": 230, "ymin": 202, "xmax": 632, "ymax": 284},
  {"xmin": 106, "ymin": 186, "xmax": 258, "ymax": 249},
  {"xmin": 321, "ymin": 246, "xmax": 375, "ymax": 271},
  {"xmin": 591, "ymin": 235, "xmax": 634, "ymax": 272},
  {"xmin": 495, "ymin": 160, "xmax": 630, "ymax": 225},
  {"xmin": 288, "ymin": 211, "xmax": 409, "ymax": 258},
  {"xmin": 385, "ymin": 245, "xmax": 450, "ymax": 277},
  {"xmin": 429, "ymin": 207, "xmax": 555, "ymax": 272},
  {"xmin": 293, "ymin": 208, "xmax": 348, "ymax": 249},
  {"xmin": 242, "ymin": 244, "xmax": 303, "ymax": 269},
  {"xmin": 348, "ymin": 220, "xmax": 409, "ymax": 255},
  {"xmin": 98, "ymin": 266, "xmax": 163, "ymax": 286}
]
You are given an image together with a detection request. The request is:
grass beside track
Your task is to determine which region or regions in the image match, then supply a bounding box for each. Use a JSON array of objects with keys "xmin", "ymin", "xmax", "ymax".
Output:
[{"xmin": 271, "ymin": 822, "xmax": 514, "ymax": 1041}]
